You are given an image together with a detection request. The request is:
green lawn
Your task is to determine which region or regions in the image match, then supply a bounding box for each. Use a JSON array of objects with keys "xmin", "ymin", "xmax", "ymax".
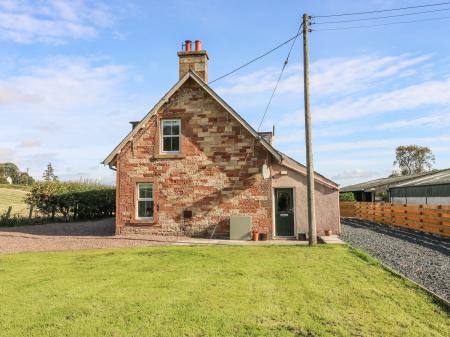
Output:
[
  {"xmin": 0, "ymin": 245, "xmax": 448, "ymax": 337},
  {"xmin": 0, "ymin": 187, "xmax": 29, "ymax": 216}
]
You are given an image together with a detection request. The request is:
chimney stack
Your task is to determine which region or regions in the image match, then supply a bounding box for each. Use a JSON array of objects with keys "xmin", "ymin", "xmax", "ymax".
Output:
[{"xmin": 177, "ymin": 39, "xmax": 209, "ymax": 82}]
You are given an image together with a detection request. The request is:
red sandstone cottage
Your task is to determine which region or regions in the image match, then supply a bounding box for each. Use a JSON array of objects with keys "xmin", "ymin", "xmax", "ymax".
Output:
[{"xmin": 103, "ymin": 40, "xmax": 340, "ymax": 239}]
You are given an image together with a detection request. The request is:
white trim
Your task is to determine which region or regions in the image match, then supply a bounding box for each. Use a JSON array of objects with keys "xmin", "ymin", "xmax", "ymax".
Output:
[
  {"xmin": 160, "ymin": 119, "xmax": 181, "ymax": 154},
  {"xmin": 136, "ymin": 182, "xmax": 154, "ymax": 220},
  {"xmin": 272, "ymin": 187, "xmax": 297, "ymax": 238}
]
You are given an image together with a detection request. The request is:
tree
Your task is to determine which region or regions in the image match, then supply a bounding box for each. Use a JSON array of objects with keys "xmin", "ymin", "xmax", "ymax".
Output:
[
  {"xmin": 0, "ymin": 163, "xmax": 20, "ymax": 182},
  {"xmin": 42, "ymin": 163, "xmax": 58, "ymax": 181},
  {"xmin": 393, "ymin": 145, "xmax": 435, "ymax": 176},
  {"xmin": 0, "ymin": 162, "xmax": 34, "ymax": 184},
  {"xmin": 17, "ymin": 172, "xmax": 35, "ymax": 185}
]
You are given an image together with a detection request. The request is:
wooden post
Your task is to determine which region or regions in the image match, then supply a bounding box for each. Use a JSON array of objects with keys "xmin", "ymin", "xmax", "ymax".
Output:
[
  {"xmin": 5, "ymin": 206, "xmax": 12, "ymax": 219},
  {"xmin": 303, "ymin": 13, "xmax": 317, "ymax": 245},
  {"xmin": 28, "ymin": 205, "xmax": 34, "ymax": 219}
]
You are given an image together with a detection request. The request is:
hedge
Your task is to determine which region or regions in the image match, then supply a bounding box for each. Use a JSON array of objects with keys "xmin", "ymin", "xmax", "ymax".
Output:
[
  {"xmin": 25, "ymin": 181, "xmax": 115, "ymax": 220},
  {"xmin": 339, "ymin": 192, "xmax": 356, "ymax": 202}
]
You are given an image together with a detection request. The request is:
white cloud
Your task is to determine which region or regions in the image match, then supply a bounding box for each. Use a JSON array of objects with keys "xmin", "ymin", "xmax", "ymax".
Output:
[
  {"xmin": 0, "ymin": 0, "xmax": 113, "ymax": 44},
  {"xmin": 331, "ymin": 169, "xmax": 381, "ymax": 181},
  {"xmin": 0, "ymin": 146, "xmax": 14, "ymax": 161},
  {"xmin": 312, "ymin": 77, "xmax": 450, "ymax": 122},
  {"xmin": 376, "ymin": 111, "xmax": 450, "ymax": 129},
  {"xmin": 0, "ymin": 56, "xmax": 128, "ymax": 108},
  {"xmin": 18, "ymin": 139, "xmax": 42, "ymax": 148},
  {"xmin": 0, "ymin": 55, "xmax": 131, "ymax": 181},
  {"xmin": 314, "ymin": 135, "xmax": 450, "ymax": 152},
  {"xmin": 216, "ymin": 54, "xmax": 431, "ymax": 97}
]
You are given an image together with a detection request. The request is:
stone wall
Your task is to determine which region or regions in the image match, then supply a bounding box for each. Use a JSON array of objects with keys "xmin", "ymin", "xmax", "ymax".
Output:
[{"xmin": 116, "ymin": 78, "xmax": 273, "ymax": 237}]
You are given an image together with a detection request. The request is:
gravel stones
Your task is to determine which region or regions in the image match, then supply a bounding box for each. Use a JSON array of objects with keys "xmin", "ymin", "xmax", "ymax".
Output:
[{"xmin": 341, "ymin": 218, "xmax": 450, "ymax": 301}]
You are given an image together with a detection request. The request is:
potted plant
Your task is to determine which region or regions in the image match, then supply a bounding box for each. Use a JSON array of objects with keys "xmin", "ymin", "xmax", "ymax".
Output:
[
  {"xmin": 251, "ymin": 227, "xmax": 259, "ymax": 241},
  {"xmin": 324, "ymin": 229, "xmax": 332, "ymax": 236},
  {"xmin": 259, "ymin": 231, "xmax": 267, "ymax": 241}
]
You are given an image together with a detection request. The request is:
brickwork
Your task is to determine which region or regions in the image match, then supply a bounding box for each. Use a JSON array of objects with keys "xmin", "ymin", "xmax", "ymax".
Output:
[{"xmin": 116, "ymin": 78, "xmax": 273, "ymax": 237}]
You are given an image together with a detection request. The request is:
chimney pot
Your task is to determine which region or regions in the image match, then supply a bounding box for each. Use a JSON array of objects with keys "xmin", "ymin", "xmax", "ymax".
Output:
[
  {"xmin": 178, "ymin": 40, "xmax": 209, "ymax": 82},
  {"xmin": 195, "ymin": 40, "xmax": 202, "ymax": 51},
  {"xmin": 185, "ymin": 40, "xmax": 192, "ymax": 52}
]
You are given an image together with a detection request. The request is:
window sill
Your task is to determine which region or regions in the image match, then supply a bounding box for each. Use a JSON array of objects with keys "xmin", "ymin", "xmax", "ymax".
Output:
[
  {"xmin": 154, "ymin": 153, "xmax": 185, "ymax": 159},
  {"xmin": 129, "ymin": 219, "xmax": 157, "ymax": 226}
]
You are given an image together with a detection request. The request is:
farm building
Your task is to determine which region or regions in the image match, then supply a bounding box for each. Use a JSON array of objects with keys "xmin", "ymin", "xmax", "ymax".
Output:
[
  {"xmin": 389, "ymin": 169, "xmax": 450, "ymax": 205},
  {"xmin": 340, "ymin": 172, "xmax": 433, "ymax": 202}
]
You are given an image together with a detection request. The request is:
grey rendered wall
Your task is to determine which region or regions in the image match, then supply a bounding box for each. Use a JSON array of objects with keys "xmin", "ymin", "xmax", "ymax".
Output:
[{"xmin": 271, "ymin": 164, "xmax": 340, "ymax": 236}]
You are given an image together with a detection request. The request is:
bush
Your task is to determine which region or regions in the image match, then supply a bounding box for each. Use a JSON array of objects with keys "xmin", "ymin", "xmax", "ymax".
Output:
[
  {"xmin": 340, "ymin": 192, "xmax": 356, "ymax": 202},
  {"xmin": 25, "ymin": 181, "xmax": 115, "ymax": 221}
]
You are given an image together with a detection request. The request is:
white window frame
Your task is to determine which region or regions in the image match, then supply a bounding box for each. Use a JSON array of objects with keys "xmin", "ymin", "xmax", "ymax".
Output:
[
  {"xmin": 160, "ymin": 119, "xmax": 181, "ymax": 154},
  {"xmin": 136, "ymin": 183, "xmax": 154, "ymax": 220}
]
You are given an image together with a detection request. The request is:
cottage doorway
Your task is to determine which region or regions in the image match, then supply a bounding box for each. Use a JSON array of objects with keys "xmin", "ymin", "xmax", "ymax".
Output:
[{"xmin": 275, "ymin": 188, "xmax": 295, "ymax": 237}]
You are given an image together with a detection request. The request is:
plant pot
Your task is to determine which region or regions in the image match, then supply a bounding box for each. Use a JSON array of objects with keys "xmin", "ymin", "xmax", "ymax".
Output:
[
  {"xmin": 298, "ymin": 233, "xmax": 307, "ymax": 241},
  {"xmin": 252, "ymin": 232, "xmax": 259, "ymax": 241},
  {"xmin": 324, "ymin": 229, "xmax": 332, "ymax": 236},
  {"xmin": 259, "ymin": 233, "xmax": 267, "ymax": 241}
]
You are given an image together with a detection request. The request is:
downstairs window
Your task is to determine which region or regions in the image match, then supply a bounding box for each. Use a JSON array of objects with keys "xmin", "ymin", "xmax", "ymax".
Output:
[{"xmin": 137, "ymin": 183, "xmax": 154, "ymax": 219}]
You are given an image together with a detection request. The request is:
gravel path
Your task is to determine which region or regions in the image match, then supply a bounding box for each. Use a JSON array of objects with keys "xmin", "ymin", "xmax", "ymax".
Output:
[
  {"xmin": 341, "ymin": 218, "xmax": 450, "ymax": 302},
  {"xmin": 0, "ymin": 218, "xmax": 176, "ymax": 254}
]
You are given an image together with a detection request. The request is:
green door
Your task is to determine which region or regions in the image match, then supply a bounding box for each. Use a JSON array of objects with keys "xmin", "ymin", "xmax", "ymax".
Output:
[{"xmin": 275, "ymin": 188, "xmax": 295, "ymax": 236}]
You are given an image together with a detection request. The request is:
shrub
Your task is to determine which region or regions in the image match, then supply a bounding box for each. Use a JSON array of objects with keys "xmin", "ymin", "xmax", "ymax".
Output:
[
  {"xmin": 25, "ymin": 181, "xmax": 115, "ymax": 221},
  {"xmin": 340, "ymin": 192, "xmax": 356, "ymax": 202}
]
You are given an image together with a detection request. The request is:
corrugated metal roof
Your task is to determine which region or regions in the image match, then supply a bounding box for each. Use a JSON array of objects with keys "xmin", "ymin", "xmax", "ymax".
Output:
[
  {"xmin": 340, "ymin": 169, "xmax": 447, "ymax": 192},
  {"xmin": 391, "ymin": 169, "xmax": 450, "ymax": 187}
]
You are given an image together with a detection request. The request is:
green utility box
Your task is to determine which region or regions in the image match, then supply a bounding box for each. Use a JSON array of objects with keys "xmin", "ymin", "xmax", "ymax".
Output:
[{"xmin": 230, "ymin": 216, "xmax": 252, "ymax": 240}]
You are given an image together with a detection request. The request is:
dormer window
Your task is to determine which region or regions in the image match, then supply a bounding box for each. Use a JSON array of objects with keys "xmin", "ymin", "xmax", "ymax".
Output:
[{"xmin": 161, "ymin": 119, "xmax": 181, "ymax": 153}]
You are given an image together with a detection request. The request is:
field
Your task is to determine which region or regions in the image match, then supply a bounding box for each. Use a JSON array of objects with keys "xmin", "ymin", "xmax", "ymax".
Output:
[
  {"xmin": 0, "ymin": 245, "xmax": 448, "ymax": 337},
  {"xmin": 0, "ymin": 187, "xmax": 29, "ymax": 216}
]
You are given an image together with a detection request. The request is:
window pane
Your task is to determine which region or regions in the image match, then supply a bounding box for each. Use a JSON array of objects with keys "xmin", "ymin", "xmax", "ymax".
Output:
[
  {"xmin": 139, "ymin": 183, "xmax": 152, "ymax": 199},
  {"xmin": 171, "ymin": 136, "xmax": 180, "ymax": 151},
  {"xmin": 138, "ymin": 200, "xmax": 154, "ymax": 218},
  {"xmin": 171, "ymin": 123, "xmax": 180, "ymax": 135},
  {"xmin": 163, "ymin": 137, "xmax": 172, "ymax": 152},
  {"xmin": 163, "ymin": 124, "xmax": 171, "ymax": 135}
]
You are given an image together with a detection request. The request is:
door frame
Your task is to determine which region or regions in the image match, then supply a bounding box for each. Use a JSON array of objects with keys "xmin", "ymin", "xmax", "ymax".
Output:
[{"xmin": 272, "ymin": 187, "xmax": 297, "ymax": 238}]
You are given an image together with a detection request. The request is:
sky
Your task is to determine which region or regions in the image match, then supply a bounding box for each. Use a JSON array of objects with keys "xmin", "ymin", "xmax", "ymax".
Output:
[{"xmin": 1, "ymin": 0, "xmax": 450, "ymax": 186}]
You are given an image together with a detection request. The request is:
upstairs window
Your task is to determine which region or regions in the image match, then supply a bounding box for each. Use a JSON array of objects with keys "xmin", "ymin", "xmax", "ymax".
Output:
[
  {"xmin": 161, "ymin": 119, "xmax": 181, "ymax": 153},
  {"xmin": 137, "ymin": 183, "xmax": 153, "ymax": 219}
]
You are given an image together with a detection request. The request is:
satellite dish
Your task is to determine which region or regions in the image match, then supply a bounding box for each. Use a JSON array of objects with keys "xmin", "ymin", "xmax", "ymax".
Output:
[{"xmin": 262, "ymin": 164, "xmax": 270, "ymax": 179}]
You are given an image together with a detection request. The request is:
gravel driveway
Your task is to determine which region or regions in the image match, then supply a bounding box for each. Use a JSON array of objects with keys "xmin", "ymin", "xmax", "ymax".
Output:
[
  {"xmin": 0, "ymin": 218, "xmax": 174, "ymax": 254},
  {"xmin": 341, "ymin": 218, "xmax": 450, "ymax": 302}
]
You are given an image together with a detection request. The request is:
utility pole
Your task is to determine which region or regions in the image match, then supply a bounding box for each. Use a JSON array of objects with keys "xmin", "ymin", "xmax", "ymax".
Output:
[{"xmin": 302, "ymin": 13, "xmax": 317, "ymax": 245}]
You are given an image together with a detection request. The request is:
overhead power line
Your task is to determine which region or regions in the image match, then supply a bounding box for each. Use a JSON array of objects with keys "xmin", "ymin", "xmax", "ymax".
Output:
[
  {"xmin": 313, "ymin": 1, "xmax": 450, "ymax": 18},
  {"xmin": 256, "ymin": 24, "xmax": 303, "ymax": 132},
  {"xmin": 313, "ymin": 15, "xmax": 450, "ymax": 31},
  {"xmin": 209, "ymin": 23, "xmax": 303, "ymax": 239},
  {"xmin": 313, "ymin": 6, "xmax": 450, "ymax": 24},
  {"xmin": 209, "ymin": 31, "xmax": 303, "ymax": 84}
]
